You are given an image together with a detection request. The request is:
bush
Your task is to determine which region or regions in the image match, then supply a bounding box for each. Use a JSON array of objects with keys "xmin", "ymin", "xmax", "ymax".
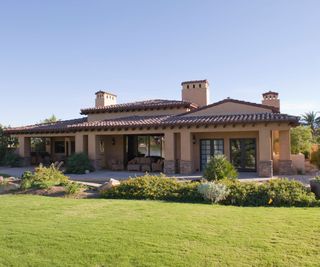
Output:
[
  {"xmin": 203, "ymin": 155, "xmax": 238, "ymax": 181},
  {"xmin": 290, "ymin": 126, "xmax": 313, "ymax": 155},
  {"xmin": 1, "ymin": 152, "xmax": 21, "ymax": 167},
  {"xmin": 66, "ymin": 153, "xmax": 94, "ymax": 174},
  {"xmin": 197, "ymin": 182, "xmax": 229, "ymax": 204},
  {"xmin": 65, "ymin": 182, "xmax": 83, "ymax": 195},
  {"xmin": 101, "ymin": 174, "xmax": 202, "ymax": 202},
  {"xmin": 21, "ymin": 164, "xmax": 69, "ymax": 189},
  {"xmin": 220, "ymin": 178, "xmax": 318, "ymax": 207}
]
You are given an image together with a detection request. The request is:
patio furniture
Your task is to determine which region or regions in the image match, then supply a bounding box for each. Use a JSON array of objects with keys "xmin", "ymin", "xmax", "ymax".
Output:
[
  {"xmin": 127, "ymin": 158, "xmax": 141, "ymax": 171},
  {"xmin": 151, "ymin": 159, "xmax": 164, "ymax": 172}
]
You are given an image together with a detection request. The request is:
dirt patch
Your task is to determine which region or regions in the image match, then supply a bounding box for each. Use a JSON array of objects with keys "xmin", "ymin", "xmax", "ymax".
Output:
[{"xmin": 15, "ymin": 186, "xmax": 100, "ymax": 199}]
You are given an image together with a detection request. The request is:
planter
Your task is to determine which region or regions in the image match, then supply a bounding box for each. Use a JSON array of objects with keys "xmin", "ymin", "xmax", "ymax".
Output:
[{"xmin": 310, "ymin": 179, "xmax": 320, "ymax": 198}]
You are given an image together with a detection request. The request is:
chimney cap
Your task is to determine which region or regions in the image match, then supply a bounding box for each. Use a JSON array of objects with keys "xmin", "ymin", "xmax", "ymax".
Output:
[
  {"xmin": 262, "ymin": 91, "xmax": 278, "ymax": 97},
  {"xmin": 95, "ymin": 90, "xmax": 117, "ymax": 97},
  {"xmin": 181, "ymin": 79, "xmax": 209, "ymax": 86}
]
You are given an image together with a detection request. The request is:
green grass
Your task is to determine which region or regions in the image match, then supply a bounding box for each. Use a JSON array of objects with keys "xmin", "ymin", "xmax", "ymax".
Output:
[{"xmin": 0, "ymin": 195, "xmax": 319, "ymax": 267}]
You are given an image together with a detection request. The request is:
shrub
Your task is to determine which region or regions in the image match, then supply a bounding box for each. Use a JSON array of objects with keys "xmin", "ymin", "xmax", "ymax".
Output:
[
  {"xmin": 290, "ymin": 126, "xmax": 313, "ymax": 155},
  {"xmin": 66, "ymin": 153, "xmax": 94, "ymax": 174},
  {"xmin": 197, "ymin": 182, "xmax": 229, "ymax": 204},
  {"xmin": 203, "ymin": 155, "xmax": 238, "ymax": 181},
  {"xmin": 65, "ymin": 182, "xmax": 83, "ymax": 195},
  {"xmin": 220, "ymin": 178, "xmax": 318, "ymax": 207},
  {"xmin": 21, "ymin": 164, "xmax": 69, "ymax": 189},
  {"xmin": 1, "ymin": 152, "xmax": 21, "ymax": 167},
  {"xmin": 101, "ymin": 174, "xmax": 202, "ymax": 202}
]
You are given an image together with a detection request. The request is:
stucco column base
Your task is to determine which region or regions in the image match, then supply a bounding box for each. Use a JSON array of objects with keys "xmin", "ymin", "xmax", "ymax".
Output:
[
  {"xmin": 180, "ymin": 160, "xmax": 192, "ymax": 175},
  {"xmin": 258, "ymin": 160, "xmax": 273, "ymax": 177},
  {"xmin": 164, "ymin": 160, "xmax": 175, "ymax": 174},
  {"xmin": 279, "ymin": 160, "xmax": 294, "ymax": 175}
]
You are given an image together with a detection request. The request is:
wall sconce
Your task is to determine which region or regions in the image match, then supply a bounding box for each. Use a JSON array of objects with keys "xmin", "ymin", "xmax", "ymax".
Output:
[
  {"xmin": 192, "ymin": 135, "xmax": 196, "ymax": 145},
  {"xmin": 112, "ymin": 137, "xmax": 116, "ymax": 146}
]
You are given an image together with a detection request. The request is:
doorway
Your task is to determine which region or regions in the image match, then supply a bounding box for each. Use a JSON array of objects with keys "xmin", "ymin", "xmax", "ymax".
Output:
[{"xmin": 230, "ymin": 139, "xmax": 256, "ymax": 172}]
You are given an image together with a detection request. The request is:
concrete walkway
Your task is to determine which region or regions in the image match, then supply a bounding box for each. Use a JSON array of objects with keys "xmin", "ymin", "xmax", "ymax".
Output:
[{"xmin": 0, "ymin": 166, "xmax": 316, "ymax": 185}]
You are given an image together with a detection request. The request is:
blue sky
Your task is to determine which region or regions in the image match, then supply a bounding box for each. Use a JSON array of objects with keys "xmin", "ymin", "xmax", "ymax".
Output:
[{"xmin": 1, "ymin": 0, "xmax": 319, "ymax": 126}]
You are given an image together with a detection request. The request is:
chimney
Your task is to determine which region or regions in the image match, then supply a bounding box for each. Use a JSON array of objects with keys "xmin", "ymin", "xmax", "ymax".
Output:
[
  {"xmin": 262, "ymin": 91, "xmax": 280, "ymax": 112},
  {"xmin": 95, "ymin": 91, "xmax": 117, "ymax": 108},
  {"xmin": 181, "ymin": 80, "xmax": 209, "ymax": 107}
]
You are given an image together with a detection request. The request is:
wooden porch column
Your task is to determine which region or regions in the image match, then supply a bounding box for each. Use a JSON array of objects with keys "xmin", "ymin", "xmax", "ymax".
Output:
[
  {"xmin": 163, "ymin": 131, "xmax": 175, "ymax": 174},
  {"xmin": 18, "ymin": 136, "xmax": 31, "ymax": 165},
  {"xmin": 258, "ymin": 128, "xmax": 273, "ymax": 177},
  {"xmin": 278, "ymin": 130, "xmax": 293, "ymax": 174},
  {"xmin": 180, "ymin": 131, "xmax": 193, "ymax": 174}
]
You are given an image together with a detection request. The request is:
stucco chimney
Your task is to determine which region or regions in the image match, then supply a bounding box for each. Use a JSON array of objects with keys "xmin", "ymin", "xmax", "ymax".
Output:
[
  {"xmin": 95, "ymin": 91, "xmax": 117, "ymax": 108},
  {"xmin": 262, "ymin": 91, "xmax": 280, "ymax": 112},
  {"xmin": 181, "ymin": 80, "xmax": 209, "ymax": 107}
]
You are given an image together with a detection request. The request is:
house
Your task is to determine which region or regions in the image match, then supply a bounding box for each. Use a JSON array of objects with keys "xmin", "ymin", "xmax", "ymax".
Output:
[{"xmin": 5, "ymin": 80, "xmax": 299, "ymax": 177}]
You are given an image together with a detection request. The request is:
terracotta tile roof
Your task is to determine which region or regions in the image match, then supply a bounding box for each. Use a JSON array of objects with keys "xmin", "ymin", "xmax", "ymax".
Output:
[
  {"xmin": 80, "ymin": 99, "xmax": 198, "ymax": 115},
  {"xmin": 263, "ymin": 91, "xmax": 279, "ymax": 96},
  {"xmin": 181, "ymin": 79, "xmax": 208, "ymax": 85},
  {"xmin": 4, "ymin": 118, "xmax": 87, "ymax": 134},
  {"xmin": 5, "ymin": 111, "xmax": 299, "ymax": 134}
]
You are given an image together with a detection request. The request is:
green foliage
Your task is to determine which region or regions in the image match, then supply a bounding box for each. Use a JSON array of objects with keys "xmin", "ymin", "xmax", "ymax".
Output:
[
  {"xmin": 21, "ymin": 164, "xmax": 69, "ymax": 189},
  {"xmin": 197, "ymin": 182, "xmax": 229, "ymax": 204},
  {"xmin": 65, "ymin": 153, "xmax": 94, "ymax": 174},
  {"xmin": 290, "ymin": 126, "xmax": 313, "ymax": 155},
  {"xmin": 220, "ymin": 179, "xmax": 318, "ymax": 207},
  {"xmin": 40, "ymin": 115, "xmax": 59, "ymax": 124},
  {"xmin": 311, "ymin": 150, "xmax": 320, "ymax": 168},
  {"xmin": 65, "ymin": 182, "xmax": 83, "ymax": 195},
  {"xmin": 102, "ymin": 174, "xmax": 202, "ymax": 202},
  {"xmin": 1, "ymin": 152, "xmax": 21, "ymax": 167},
  {"xmin": 0, "ymin": 125, "xmax": 18, "ymax": 165},
  {"xmin": 203, "ymin": 155, "xmax": 238, "ymax": 181},
  {"xmin": 300, "ymin": 111, "xmax": 320, "ymax": 136}
]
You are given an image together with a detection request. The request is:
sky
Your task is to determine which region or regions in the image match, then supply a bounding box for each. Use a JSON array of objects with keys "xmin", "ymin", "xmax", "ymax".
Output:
[{"xmin": 0, "ymin": 0, "xmax": 319, "ymax": 126}]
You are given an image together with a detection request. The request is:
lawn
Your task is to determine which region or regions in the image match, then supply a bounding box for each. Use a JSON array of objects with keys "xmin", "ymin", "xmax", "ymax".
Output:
[{"xmin": 0, "ymin": 195, "xmax": 319, "ymax": 267}]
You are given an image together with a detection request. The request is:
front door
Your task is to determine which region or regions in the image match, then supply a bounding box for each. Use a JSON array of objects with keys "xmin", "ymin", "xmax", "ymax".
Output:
[
  {"xmin": 230, "ymin": 139, "xmax": 256, "ymax": 172},
  {"xmin": 200, "ymin": 139, "xmax": 224, "ymax": 171}
]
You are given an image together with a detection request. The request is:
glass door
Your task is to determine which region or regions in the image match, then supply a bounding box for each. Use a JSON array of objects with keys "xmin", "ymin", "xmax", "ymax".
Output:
[
  {"xmin": 200, "ymin": 139, "xmax": 224, "ymax": 171},
  {"xmin": 230, "ymin": 139, "xmax": 256, "ymax": 172}
]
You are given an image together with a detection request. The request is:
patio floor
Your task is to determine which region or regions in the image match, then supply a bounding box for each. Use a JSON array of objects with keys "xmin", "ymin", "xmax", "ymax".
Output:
[{"xmin": 0, "ymin": 166, "xmax": 315, "ymax": 185}]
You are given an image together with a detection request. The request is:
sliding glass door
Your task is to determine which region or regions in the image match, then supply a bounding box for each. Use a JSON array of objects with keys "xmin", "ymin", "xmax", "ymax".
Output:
[
  {"xmin": 230, "ymin": 139, "xmax": 256, "ymax": 172},
  {"xmin": 200, "ymin": 139, "xmax": 224, "ymax": 171}
]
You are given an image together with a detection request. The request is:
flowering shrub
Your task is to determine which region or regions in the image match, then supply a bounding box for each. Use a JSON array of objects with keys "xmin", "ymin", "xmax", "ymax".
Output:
[
  {"xmin": 220, "ymin": 178, "xmax": 319, "ymax": 207},
  {"xmin": 21, "ymin": 163, "xmax": 69, "ymax": 189},
  {"xmin": 197, "ymin": 182, "xmax": 229, "ymax": 204},
  {"xmin": 203, "ymin": 155, "xmax": 238, "ymax": 181},
  {"xmin": 101, "ymin": 174, "xmax": 202, "ymax": 202}
]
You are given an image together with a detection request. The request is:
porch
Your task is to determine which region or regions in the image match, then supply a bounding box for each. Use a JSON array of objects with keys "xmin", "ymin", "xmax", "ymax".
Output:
[{"xmin": 15, "ymin": 125, "xmax": 293, "ymax": 177}]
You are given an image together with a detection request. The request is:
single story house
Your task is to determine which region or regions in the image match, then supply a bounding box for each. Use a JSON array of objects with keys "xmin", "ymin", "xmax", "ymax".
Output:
[{"xmin": 5, "ymin": 80, "xmax": 299, "ymax": 177}]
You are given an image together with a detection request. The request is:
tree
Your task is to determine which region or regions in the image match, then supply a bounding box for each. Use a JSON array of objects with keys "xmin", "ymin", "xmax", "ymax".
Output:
[
  {"xmin": 300, "ymin": 111, "xmax": 320, "ymax": 137},
  {"xmin": 0, "ymin": 124, "xmax": 18, "ymax": 165},
  {"xmin": 41, "ymin": 114, "xmax": 59, "ymax": 124},
  {"xmin": 290, "ymin": 126, "xmax": 313, "ymax": 156}
]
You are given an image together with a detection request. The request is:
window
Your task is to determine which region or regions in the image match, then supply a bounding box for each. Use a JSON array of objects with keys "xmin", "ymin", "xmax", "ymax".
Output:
[
  {"xmin": 200, "ymin": 139, "xmax": 224, "ymax": 171},
  {"xmin": 193, "ymin": 84, "xmax": 195, "ymax": 88},
  {"xmin": 54, "ymin": 141, "xmax": 65, "ymax": 154},
  {"xmin": 199, "ymin": 84, "xmax": 201, "ymax": 88},
  {"xmin": 187, "ymin": 85, "xmax": 189, "ymax": 89}
]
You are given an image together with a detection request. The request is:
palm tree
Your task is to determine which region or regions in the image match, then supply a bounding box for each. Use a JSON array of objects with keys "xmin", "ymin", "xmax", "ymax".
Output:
[{"xmin": 301, "ymin": 111, "xmax": 320, "ymax": 136}]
